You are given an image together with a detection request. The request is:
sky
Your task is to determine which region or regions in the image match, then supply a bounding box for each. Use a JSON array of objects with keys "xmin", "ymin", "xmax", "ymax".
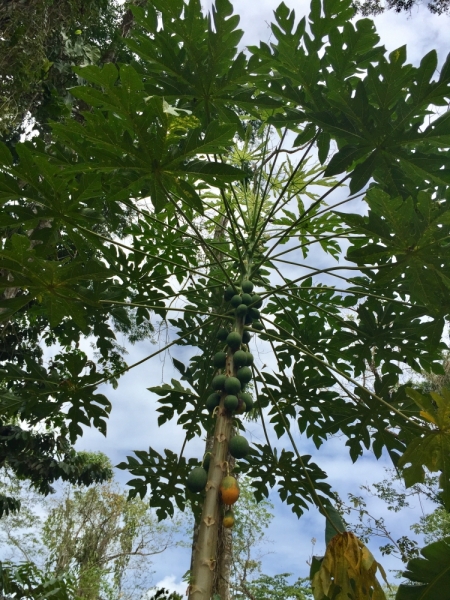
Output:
[{"xmin": 64, "ymin": 0, "xmax": 450, "ymax": 595}]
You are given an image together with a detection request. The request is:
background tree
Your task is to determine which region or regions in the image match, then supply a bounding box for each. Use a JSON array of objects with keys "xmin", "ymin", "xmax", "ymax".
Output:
[
  {"xmin": 352, "ymin": 0, "xmax": 450, "ymax": 16},
  {"xmin": 0, "ymin": 0, "xmax": 146, "ymax": 144},
  {"xmin": 0, "ymin": 464, "xmax": 184, "ymax": 600}
]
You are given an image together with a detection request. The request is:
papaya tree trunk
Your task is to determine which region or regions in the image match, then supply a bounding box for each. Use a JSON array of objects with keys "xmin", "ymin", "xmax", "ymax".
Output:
[
  {"xmin": 188, "ymin": 322, "xmax": 242, "ymax": 600},
  {"xmin": 215, "ymin": 478, "xmax": 233, "ymax": 600}
]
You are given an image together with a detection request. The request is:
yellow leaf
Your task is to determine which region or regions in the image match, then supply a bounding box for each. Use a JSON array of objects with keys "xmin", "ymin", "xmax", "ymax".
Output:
[
  {"xmin": 311, "ymin": 532, "xmax": 387, "ymax": 600},
  {"xmin": 420, "ymin": 410, "xmax": 437, "ymax": 425}
]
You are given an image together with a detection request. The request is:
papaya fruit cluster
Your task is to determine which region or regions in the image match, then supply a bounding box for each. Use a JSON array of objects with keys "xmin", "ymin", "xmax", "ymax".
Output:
[{"xmin": 186, "ymin": 279, "xmax": 264, "ymax": 529}]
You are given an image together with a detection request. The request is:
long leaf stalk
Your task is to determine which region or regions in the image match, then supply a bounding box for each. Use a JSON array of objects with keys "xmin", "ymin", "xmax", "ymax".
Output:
[
  {"xmin": 251, "ymin": 317, "xmax": 421, "ymax": 427},
  {"xmin": 251, "ymin": 361, "xmax": 341, "ymax": 535},
  {"xmin": 163, "ymin": 186, "xmax": 239, "ymax": 288},
  {"xmin": 76, "ymin": 225, "xmax": 229, "ymax": 285}
]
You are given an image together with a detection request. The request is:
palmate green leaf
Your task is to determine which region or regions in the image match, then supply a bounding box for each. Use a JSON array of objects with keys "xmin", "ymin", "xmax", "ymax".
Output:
[
  {"xmin": 117, "ymin": 447, "xmax": 200, "ymax": 520},
  {"xmin": 0, "ymin": 354, "xmax": 112, "ymax": 444},
  {"xmin": 239, "ymin": 444, "xmax": 333, "ymax": 517},
  {"xmin": 396, "ymin": 538, "xmax": 450, "ymax": 600},
  {"xmin": 52, "ymin": 73, "xmax": 246, "ymax": 212},
  {"xmin": 126, "ymin": 0, "xmax": 269, "ymax": 131},
  {"xmin": 340, "ymin": 188, "xmax": 450, "ymax": 316},
  {"xmin": 257, "ymin": 0, "xmax": 450, "ymax": 194},
  {"xmin": 325, "ymin": 505, "xmax": 347, "ymax": 546},
  {"xmin": 397, "ymin": 388, "xmax": 450, "ymax": 510},
  {"xmin": 0, "ymin": 141, "xmax": 13, "ymax": 167},
  {"xmin": 0, "ymin": 236, "xmax": 111, "ymax": 328},
  {"xmin": 149, "ymin": 379, "xmax": 200, "ymax": 431}
]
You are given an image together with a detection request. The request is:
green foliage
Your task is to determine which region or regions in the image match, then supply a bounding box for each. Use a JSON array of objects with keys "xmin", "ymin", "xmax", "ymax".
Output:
[
  {"xmin": 398, "ymin": 388, "xmax": 450, "ymax": 510},
  {"xmin": 0, "ymin": 472, "xmax": 184, "ymax": 600},
  {"xmin": 0, "ymin": 424, "xmax": 112, "ymax": 495},
  {"xmin": 0, "ymin": 560, "xmax": 75, "ymax": 600},
  {"xmin": 1, "ymin": 0, "xmax": 450, "ymax": 592},
  {"xmin": 396, "ymin": 538, "xmax": 450, "ymax": 600},
  {"xmin": 352, "ymin": 0, "xmax": 450, "ymax": 16},
  {"xmin": 0, "ymin": 0, "xmax": 129, "ymax": 138}
]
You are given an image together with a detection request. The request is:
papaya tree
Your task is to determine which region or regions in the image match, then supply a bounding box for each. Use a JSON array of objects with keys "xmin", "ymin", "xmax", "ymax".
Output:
[{"xmin": 1, "ymin": 0, "xmax": 450, "ymax": 599}]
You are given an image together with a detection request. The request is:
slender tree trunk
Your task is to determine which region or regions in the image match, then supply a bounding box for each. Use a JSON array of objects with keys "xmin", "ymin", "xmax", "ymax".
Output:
[
  {"xmin": 100, "ymin": 0, "xmax": 148, "ymax": 65},
  {"xmin": 189, "ymin": 216, "xmax": 238, "ymax": 599},
  {"xmin": 188, "ymin": 349, "xmax": 237, "ymax": 599},
  {"xmin": 215, "ymin": 457, "xmax": 234, "ymax": 600}
]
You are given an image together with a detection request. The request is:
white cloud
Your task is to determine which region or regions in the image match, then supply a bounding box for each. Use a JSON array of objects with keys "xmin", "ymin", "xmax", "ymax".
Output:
[{"xmin": 149, "ymin": 575, "xmax": 187, "ymax": 597}]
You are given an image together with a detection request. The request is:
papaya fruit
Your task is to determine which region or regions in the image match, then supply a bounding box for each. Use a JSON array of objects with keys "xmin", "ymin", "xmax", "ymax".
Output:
[
  {"xmin": 236, "ymin": 303, "xmax": 248, "ymax": 318},
  {"xmin": 233, "ymin": 350, "xmax": 248, "ymax": 368},
  {"xmin": 187, "ymin": 467, "xmax": 207, "ymax": 493},
  {"xmin": 223, "ymin": 509, "xmax": 235, "ymax": 528},
  {"xmin": 217, "ymin": 327, "xmax": 229, "ymax": 341},
  {"xmin": 212, "ymin": 374, "xmax": 226, "ymax": 391},
  {"xmin": 230, "ymin": 294, "xmax": 242, "ymax": 308},
  {"xmin": 240, "ymin": 392, "xmax": 254, "ymax": 411},
  {"xmin": 241, "ymin": 280, "xmax": 254, "ymax": 294},
  {"xmin": 228, "ymin": 435, "xmax": 250, "ymax": 459},
  {"xmin": 202, "ymin": 453, "xmax": 211, "ymax": 472},
  {"xmin": 224, "ymin": 286, "xmax": 235, "ymax": 302},
  {"xmin": 219, "ymin": 475, "xmax": 240, "ymax": 505},
  {"xmin": 226, "ymin": 331, "xmax": 242, "ymax": 350},
  {"xmin": 236, "ymin": 400, "xmax": 246, "ymax": 414},
  {"xmin": 241, "ymin": 293, "xmax": 253, "ymax": 306},
  {"xmin": 224, "ymin": 376, "xmax": 241, "ymax": 395},
  {"xmin": 224, "ymin": 394, "xmax": 238, "ymax": 411},
  {"xmin": 251, "ymin": 294, "xmax": 263, "ymax": 308},
  {"xmin": 213, "ymin": 352, "xmax": 227, "ymax": 368},
  {"xmin": 249, "ymin": 307, "xmax": 260, "ymax": 320},
  {"xmin": 206, "ymin": 392, "xmax": 221, "ymax": 412},
  {"xmin": 236, "ymin": 366, "xmax": 252, "ymax": 384}
]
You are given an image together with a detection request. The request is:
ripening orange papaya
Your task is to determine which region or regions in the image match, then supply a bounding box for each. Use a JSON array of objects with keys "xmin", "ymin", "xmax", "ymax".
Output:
[{"xmin": 219, "ymin": 475, "xmax": 240, "ymax": 505}]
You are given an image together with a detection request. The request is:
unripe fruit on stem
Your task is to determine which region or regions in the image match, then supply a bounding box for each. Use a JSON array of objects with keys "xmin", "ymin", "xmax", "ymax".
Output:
[
  {"xmin": 213, "ymin": 352, "xmax": 227, "ymax": 368},
  {"xmin": 233, "ymin": 350, "xmax": 248, "ymax": 368},
  {"xmin": 224, "ymin": 286, "xmax": 235, "ymax": 302},
  {"xmin": 203, "ymin": 453, "xmax": 211, "ymax": 471},
  {"xmin": 251, "ymin": 294, "xmax": 263, "ymax": 308},
  {"xmin": 240, "ymin": 392, "xmax": 254, "ymax": 411},
  {"xmin": 252, "ymin": 322, "xmax": 264, "ymax": 331},
  {"xmin": 241, "ymin": 293, "xmax": 253, "ymax": 306},
  {"xmin": 228, "ymin": 435, "xmax": 250, "ymax": 459},
  {"xmin": 241, "ymin": 280, "xmax": 254, "ymax": 294},
  {"xmin": 249, "ymin": 307, "xmax": 260, "ymax": 320},
  {"xmin": 224, "ymin": 395, "xmax": 238, "ymax": 411},
  {"xmin": 242, "ymin": 331, "xmax": 251, "ymax": 344},
  {"xmin": 236, "ymin": 304, "xmax": 248, "ymax": 318},
  {"xmin": 246, "ymin": 352, "xmax": 254, "ymax": 366},
  {"xmin": 187, "ymin": 467, "xmax": 207, "ymax": 493},
  {"xmin": 206, "ymin": 392, "xmax": 221, "ymax": 412},
  {"xmin": 230, "ymin": 294, "xmax": 242, "ymax": 308},
  {"xmin": 217, "ymin": 328, "xmax": 229, "ymax": 341},
  {"xmin": 226, "ymin": 332, "xmax": 242, "ymax": 350},
  {"xmin": 212, "ymin": 374, "xmax": 226, "ymax": 391},
  {"xmin": 223, "ymin": 509, "xmax": 235, "ymax": 528},
  {"xmin": 219, "ymin": 475, "xmax": 240, "ymax": 505},
  {"xmin": 224, "ymin": 376, "xmax": 241, "ymax": 395},
  {"xmin": 236, "ymin": 366, "xmax": 252, "ymax": 384}
]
